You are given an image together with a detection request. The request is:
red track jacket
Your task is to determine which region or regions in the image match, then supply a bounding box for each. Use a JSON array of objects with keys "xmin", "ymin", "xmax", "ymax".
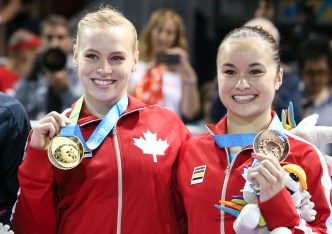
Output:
[
  {"xmin": 176, "ymin": 112, "xmax": 332, "ymax": 234},
  {"xmin": 12, "ymin": 95, "xmax": 190, "ymax": 234}
]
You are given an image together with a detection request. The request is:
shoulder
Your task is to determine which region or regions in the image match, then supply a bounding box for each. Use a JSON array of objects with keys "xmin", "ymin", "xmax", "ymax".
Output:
[
  {"xmin": 0, "ymin": 93, "xmax": 30, "ymax": 128},
  {"xmin": 147, "ymin": 104, "xmax": 184, "ymax": 123},
  {"xmin": 285, "ymin": 131, "xmax": 329, "ymax": 177},
  {"xmin": 0, "ymin": 93, "xmax": 26, "ymax": 115},
  {"xmin": 286, "ymin": 131, "xmax": 319, "ymax": 153},
  {"xmin": 180, "ymin": 131, "xmax": 212, "ymax": 151}
]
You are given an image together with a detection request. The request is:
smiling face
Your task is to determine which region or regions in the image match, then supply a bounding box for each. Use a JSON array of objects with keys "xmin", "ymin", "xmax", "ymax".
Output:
[
  {"xmin": 73, "ymin": 25, "xmax": 138, "ymax": 111},
  {"xmin": 151, "ymin": 18, "xmax": 177, "ymax": 54},
  {"xmin": 217, "ymin": 36, "xmax": 282, "ymax": 121}
]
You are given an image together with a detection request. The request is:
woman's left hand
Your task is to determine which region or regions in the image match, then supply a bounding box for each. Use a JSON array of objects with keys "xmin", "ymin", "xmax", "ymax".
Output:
[{"xmin": 248, "ymin": 152, "xmax": 286, "ymax": 202}]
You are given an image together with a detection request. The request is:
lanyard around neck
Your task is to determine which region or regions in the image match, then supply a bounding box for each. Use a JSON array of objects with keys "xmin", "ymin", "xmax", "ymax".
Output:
[{"xmin": 60, "ymin": 95, "xmax": 128, "ymax": 151}]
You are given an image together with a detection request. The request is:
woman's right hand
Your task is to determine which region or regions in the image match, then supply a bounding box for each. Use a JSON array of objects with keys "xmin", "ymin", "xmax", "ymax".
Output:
[
  {"xmin": 248, "ymin": 152, "xmax": 286, "ymax": 202},
  {"xmin": 30, "ymin": 111, "xmax": 69, "ymax": 149}
]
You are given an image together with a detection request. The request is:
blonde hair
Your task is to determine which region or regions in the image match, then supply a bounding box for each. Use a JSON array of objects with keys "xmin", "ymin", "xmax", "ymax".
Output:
[
  {"xmin": 139, "ymin": 8, "xmax": 188, "ymax": 62},
  {"xmin": 76, "ymin": 6, "xmax": 138, "ymax": 52}
]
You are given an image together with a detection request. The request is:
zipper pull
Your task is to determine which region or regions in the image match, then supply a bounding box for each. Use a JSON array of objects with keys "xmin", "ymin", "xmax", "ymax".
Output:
[{"xmin": 225, "ymin": 164, "xmax": 231, "ymax": 175}]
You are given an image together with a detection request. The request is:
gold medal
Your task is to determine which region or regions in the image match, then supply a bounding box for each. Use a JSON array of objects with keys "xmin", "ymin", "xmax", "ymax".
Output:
[
  {"xmin": 47, "ymin": 135, "xmax": 84, "ymax": 170},
  {"xmin": 253, "ymin": 129, "xmax": 289, "ymax": 162}
]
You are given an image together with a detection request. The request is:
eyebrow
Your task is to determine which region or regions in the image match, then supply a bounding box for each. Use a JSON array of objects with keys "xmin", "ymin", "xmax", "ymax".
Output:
[{"xmin": 221, "ymin": 62, "xmax": 263, "ymax": 67}]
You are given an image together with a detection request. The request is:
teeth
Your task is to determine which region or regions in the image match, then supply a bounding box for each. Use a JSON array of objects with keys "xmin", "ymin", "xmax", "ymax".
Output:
[
  {"xmin": 233, "ymin": 95, "xmax": 255, "ymax": 101},
  {"xmin": 93, "ymin": 79, "xmax": 114, "ymax": 85}
]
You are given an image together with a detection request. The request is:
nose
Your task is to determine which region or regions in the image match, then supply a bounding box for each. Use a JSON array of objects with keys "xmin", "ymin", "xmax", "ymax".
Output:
[
  {"xmin": 49, "ymin": 38, "xmax": 63, "ymax": 47},
  {"xmin": 235, "ymin": 77, "xmax": 250, "ymax": 90},
  {"xmin": 97, "ymin": 62, "xmax": 112, "ymax": 75}
]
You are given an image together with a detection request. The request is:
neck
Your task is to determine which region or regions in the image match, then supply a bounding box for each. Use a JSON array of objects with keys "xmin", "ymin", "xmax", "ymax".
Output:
[
  {"xmin": 84, "ymin": 98, "xmax": 117, "ymax": 119},
  {"xmin": 227, "ymin": 110, "xmax": 272, "ymax": 134}
]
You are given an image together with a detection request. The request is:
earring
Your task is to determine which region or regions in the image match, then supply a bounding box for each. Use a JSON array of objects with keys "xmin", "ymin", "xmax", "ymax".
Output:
[
  {"xmin": 275, "ymin": 82, "xmax": 281, "ymax": 90},
  {"xmin": 132, "ymin": 67, "xmax": 136, "ymax": 72}
]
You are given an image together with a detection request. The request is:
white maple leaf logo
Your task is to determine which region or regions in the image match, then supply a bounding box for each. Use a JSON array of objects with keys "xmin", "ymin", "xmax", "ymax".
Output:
[{"xmin": 133, "ymin": 130, "xmax": 169, "ymax": 163}]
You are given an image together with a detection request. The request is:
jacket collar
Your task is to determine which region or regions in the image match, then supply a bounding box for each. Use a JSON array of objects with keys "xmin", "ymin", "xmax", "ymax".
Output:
[
  {"xmin": 65, "ymin": 95, "xmax": 147, "ymax": 125},
  {"xmin": 206, "ymin": 111, "xmax": 283, "ymax": 135}
]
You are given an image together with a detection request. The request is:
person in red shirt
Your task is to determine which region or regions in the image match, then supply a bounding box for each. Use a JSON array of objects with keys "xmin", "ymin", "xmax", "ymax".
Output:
[
  {"xmin": 11, "ymin": 6, "xmax": 189, "ymax": 234},
  {"xmin": 176, "ymin": 26, "xmax": 332, "ymax": 233},
  {"xmin": 0, "ymin": 28, "xmax": 39, "ymax": 95}
]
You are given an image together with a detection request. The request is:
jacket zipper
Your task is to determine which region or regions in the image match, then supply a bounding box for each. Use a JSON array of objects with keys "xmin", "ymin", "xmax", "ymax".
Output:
[
  {"xmin": 111, "ymin": 107, "xmax": 146, "ymax": 234},
  {"xmin": 220, "ymin": 150, "xmax": 230, "ymax": 234},
  {"xmin": 220, "ymin": 147, "xmax": 252, "ymax": 234},
  {"xmin": 113, "ymin": 127, "xmax": 123, "ymax": 234}
]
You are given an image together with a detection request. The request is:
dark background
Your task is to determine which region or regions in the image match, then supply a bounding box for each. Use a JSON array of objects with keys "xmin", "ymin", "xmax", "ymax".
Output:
[{"xmin": 5, "ymin": 0, "xmax": 332, "ymax": 86}]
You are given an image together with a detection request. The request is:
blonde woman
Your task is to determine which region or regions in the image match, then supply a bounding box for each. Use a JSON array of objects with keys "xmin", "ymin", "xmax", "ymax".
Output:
[{"xmin": 11, "ymin": 6, "xmax": 190, "ymax": 234}]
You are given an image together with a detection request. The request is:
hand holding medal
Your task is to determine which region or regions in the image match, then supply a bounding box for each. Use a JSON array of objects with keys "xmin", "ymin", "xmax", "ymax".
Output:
[
  {"xmin": 29, "ymin": 111, "xmax": 84, "ymax": 170},
  {"xmin": 47, "ymin": 95, "xmax": 128, "ymax": 170},
  {"xmin": 253, "ymin": 129, "xmax": 289, "ymax": 162},
  {"xmin": 30, "ymin": 111, "xmax": 70, "ymax": 150},
  {"xmin": 45, "ymin": 97, "xmax": 86, "ymax": 170},
  {"xmin": 244, "ymin": 129, "xmax": 290, "ymax": 203}
]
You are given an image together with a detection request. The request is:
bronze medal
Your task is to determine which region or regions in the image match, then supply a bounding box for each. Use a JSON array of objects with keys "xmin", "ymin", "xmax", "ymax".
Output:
[
  {"xmin": 47, "ymin": 135, "xmax": 84, "ymax": 170},
  {"xmin": 253, "ymin": 129, "xmax": 289, "ymax": 162}
]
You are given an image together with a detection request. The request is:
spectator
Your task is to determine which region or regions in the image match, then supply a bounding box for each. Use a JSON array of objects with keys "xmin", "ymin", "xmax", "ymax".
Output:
[
  {"xmin": 0, "ymin": 28, "xmax": 39, "ymax": 96},
  {"xmin": 15, "ymin": 14, "xmax": 83, "ymax": 120},
  {"xmin": 297, "ymin": 35, "xmax": 332, "ymax": 155},
  {"xmin": 129, "ymin": 8, "xmax": 201, "ymax": 121},
  {"xmin": 0, "ymin": 92, "xmax": 31, "ymax": 226}
]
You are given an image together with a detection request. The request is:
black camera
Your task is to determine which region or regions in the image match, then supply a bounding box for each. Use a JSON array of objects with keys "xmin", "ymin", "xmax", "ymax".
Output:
[
  {"xmin": 156, "ymin": 53, "xmax": 180, "ymax": 64},
  {"xmin": 26, "ymin": 47, "xmax": 67, "ymax": 81},
  {"xmin": 39, "ymin": 47, "xmax": 67, "ymax": 72}
]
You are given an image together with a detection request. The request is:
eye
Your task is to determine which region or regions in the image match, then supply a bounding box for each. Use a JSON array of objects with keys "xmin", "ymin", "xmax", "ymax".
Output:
[
  {"xmin": 249, "ymin": 69, "xmax": 263, "ymax": 75},
  {"xmin": 111, "ymin": 56, "xmax": 124, "ymax": 61},
  {"xmin": 289, "ymin": 173, "xmax": 299, "ymax": 182},
  {"xmin": 86, "ymin": 53, "xmax": 98, "ymax": 60},
  {"xmin": 223, "ymin": 69, "xmax": 237, "ymax": 76},
  {"xmin": 154, "ymin": 27, "xmax": 163, "ymax": 34}
]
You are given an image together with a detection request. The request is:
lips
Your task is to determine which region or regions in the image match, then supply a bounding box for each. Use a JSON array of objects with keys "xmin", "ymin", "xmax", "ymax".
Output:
[
  {"xmin": 233, "ymin": 94, "xmax": 256, "ymax": 102},
  {"xmin": 92, "ymin": 78, "xmax": 115, "ymax": 86}
]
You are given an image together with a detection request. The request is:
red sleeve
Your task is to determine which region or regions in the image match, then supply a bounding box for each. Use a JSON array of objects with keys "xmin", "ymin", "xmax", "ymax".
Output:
[
  {"xmin": 11, "ymin": 144, "xmax": 57, "ymax": 234},
  {"xmin": 259, "ymin": 187, "xmax": 300, "ymax": 229},
  {"xmin": 260, "ymin": 145, "xmax": 332, "ymax": 233},
  {"xmin": 172, "ymin": 165, "xmax": 188, "ymax": 234},
  {"xmin": 170, "ymin": 110, "xmax": 190, "ymax": 234}
]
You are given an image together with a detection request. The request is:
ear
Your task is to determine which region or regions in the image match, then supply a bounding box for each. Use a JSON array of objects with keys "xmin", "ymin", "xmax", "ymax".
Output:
[
  {"xmin": 275, "ymin": 67, "xmax": 283, "ymax": 90},
  {"xmin": 73, "ymin": 45, "xmax": 78, "ymax": 67},
  {"xmin": 132, "ymin": 51, "xmax": 139, "ymax": 73}
]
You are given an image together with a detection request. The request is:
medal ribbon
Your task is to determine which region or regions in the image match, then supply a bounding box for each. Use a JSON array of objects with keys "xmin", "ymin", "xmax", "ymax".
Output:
[
  {"xmin": 211, "ymin": 115, "xmax": 287, "ymax": 148},
  {"xmin": 59, "ymin": 95, "xmax": 128, "ymax": 152},
  {"xmin": 212, "ymin": 133, "xmax": 256, "ymax": 148}
]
